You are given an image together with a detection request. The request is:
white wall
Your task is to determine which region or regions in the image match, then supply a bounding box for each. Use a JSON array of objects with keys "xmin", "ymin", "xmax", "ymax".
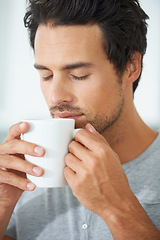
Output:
[
  {"xmin": 134, "ymin": 0, "xmax": 160, "ymax": 128},
  {"xmin": 0, "ymin": 0, "xmax": 50, "ymax": 136},
  {"xmin": 0, "ymin": 0, "xmax": 160, "ymax": 143}
]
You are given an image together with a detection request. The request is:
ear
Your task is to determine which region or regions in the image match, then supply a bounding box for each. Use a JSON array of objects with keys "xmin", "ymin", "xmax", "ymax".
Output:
[{"xmin": 125, "ymin": 51, "xmax": 141, "ymax": 85}]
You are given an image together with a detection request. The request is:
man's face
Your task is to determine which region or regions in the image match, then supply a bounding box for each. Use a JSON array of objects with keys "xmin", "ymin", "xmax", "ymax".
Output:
[{"xmin": 34, "ymin": 23, "xmax": 125, "ymax": 134}]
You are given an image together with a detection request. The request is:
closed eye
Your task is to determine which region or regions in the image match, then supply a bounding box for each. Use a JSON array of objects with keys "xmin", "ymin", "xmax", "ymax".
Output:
[
  {"xmin": 70, "ymin": 74, "xmax": 89, "ymax": 81},
  {"xmin": 43, "ymin": 75, "xmax": 53, "ymax": 81},
  {"xmin": 42, "ymin": 74, "xmax": 89, "ymax": 81}
]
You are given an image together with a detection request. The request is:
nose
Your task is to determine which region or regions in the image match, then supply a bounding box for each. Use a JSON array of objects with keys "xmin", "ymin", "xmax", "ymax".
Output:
[{"xmin": 49, "ymin": 74, "xmax": 73, "ymax": 106}]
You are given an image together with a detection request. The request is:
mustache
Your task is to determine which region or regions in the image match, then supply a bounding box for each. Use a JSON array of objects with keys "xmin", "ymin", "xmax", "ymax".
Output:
[{"xmin": 49, "ymin": 104, "xmax": 83, "ymax": 115}]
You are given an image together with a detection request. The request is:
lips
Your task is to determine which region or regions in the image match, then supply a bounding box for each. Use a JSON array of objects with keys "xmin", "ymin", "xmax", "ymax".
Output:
[{"xmin": 54, "ymin": 112, "xmax": 84, "ymax": 119}]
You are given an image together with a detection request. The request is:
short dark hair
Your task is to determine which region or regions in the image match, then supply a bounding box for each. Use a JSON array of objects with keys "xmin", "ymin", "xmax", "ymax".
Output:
[{"xmin": 24, "ymin": 0, "xmax": 149, "ymax": 93}]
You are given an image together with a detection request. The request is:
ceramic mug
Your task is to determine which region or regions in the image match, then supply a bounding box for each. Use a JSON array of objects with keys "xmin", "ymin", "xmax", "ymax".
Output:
[{"xmin": 21, "ymin": 119, "xmax": 80, "ymax": 188}]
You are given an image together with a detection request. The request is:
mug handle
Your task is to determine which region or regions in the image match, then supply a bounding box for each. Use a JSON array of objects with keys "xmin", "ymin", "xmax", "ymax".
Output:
[{"xmin": 73, "ymin": 128, "xmax": 82, "ymax": 139}]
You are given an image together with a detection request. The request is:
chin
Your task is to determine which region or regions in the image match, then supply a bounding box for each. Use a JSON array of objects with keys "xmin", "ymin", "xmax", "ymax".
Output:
[{"xmin": 75, "ymin": 119, "xmax": 88, "ymax": 129}]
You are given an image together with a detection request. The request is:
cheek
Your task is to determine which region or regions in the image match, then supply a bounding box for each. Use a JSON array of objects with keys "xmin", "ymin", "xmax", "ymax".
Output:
[
  {"xmin": 81, "ymin": 83, "xmax": 112, "ymax": 111},
  {"xmin": 81, "ymin": 79, "xmax": 122, "ymax": 116}
]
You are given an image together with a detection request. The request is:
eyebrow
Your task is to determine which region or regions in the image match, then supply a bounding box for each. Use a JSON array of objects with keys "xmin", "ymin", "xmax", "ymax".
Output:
[
  {"xmin": 34, "ymin": 62, "xmax": 93, "ymax": 71},
  {"xmin": 34, "ymin": 64, "xmax": 49, "ymax": 70}
]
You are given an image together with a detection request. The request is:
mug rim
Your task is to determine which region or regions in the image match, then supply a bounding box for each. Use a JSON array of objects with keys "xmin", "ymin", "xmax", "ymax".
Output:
[{"xmin": 22, "ymin": 118, "xmax": 75, "ymax": 122}]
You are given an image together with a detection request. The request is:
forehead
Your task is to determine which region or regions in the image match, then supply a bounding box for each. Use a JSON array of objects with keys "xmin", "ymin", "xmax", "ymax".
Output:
[{"xmin": 34, "ymin": 23, "xmax": 107, "ymax": 66}]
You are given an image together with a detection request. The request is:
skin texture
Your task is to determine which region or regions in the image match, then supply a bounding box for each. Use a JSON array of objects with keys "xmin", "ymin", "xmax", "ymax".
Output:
[
  {"xmin": 0, "ymin": 23, "xmax": 160, "ymax": 239},
  {"xmin": 35, "ymin": 23, "xmax": 125, "ymax": 134}
]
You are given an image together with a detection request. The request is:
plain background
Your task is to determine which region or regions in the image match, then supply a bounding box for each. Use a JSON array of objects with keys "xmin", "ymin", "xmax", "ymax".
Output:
[{"xmin": 0, "ymin": 0, "xmax": 160, "ymax": 143}]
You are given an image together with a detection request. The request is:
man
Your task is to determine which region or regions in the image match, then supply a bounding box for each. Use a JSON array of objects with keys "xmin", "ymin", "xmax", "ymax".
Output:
[{"xmin": 0, "ymin": 0, "xmax": 160, "ymax": 239}]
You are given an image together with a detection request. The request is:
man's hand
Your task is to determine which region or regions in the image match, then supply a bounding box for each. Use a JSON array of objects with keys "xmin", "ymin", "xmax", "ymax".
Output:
[
  {"xmin": 64, "ymin": 123, "xmax": 160, "ymax": 239},
  {"xmin": 64, "ymin": 123, "xmax": 130, "ymax": 216},
  {"xmin": 0, "ymin": 121, "xmax": 45, "ymax": 239},
  {"xmin": 0, "ymin": 122, "xmax": 45, "ymax": 208}
]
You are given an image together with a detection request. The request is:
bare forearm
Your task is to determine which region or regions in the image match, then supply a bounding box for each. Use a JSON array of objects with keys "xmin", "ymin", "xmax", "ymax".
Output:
[
  {"xmin": 0, "ymin": 205, "xmax": 15, "ymax": 240},
  {"xmin": 101, "ymin": 196, "xmax": 160, "ymax": 240},
  {"xmin": 107, "ymin": 212, "xmax": 160, "ymax": 240}
]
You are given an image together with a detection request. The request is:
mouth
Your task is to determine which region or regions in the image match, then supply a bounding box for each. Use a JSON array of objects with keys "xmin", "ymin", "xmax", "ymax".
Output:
[{"xmin": 54, "ymin": 112, "xmax": 84, "ymax": 120}]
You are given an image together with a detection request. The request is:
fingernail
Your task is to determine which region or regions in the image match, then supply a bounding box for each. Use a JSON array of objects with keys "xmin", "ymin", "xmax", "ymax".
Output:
[
  {"xmin": 88, "ymin": 124, "xmax": 96, "ymax": 133},
  {"xmin": 33, "ymin": 167, "xmax": 43, "ymax": 176},
  {"xmin": 34, "ymin": 146, "xmax": 44, "ymax": 155},
  {"xmin": 19, "ymin": 122, "xmax": 26, "ymax": 130},
  {"xmin": 27, "ymin": 182, "xmax": 36, "ymax": 191}
]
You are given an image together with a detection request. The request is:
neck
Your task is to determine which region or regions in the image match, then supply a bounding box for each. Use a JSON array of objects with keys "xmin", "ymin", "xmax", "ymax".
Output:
[{"xmin": 102, "ymin": 104, "xmax": 158, "ymax": 164}]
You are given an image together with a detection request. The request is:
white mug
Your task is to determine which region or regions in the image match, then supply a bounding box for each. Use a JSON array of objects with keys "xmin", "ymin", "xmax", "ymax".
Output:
[{"xmin": 21, "ymin": 119, "xmax": 80, "ymax": 188}]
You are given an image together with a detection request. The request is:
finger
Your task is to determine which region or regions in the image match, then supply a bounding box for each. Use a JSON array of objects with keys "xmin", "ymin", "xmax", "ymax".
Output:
[
  {"xmin": 74, "ymin": 128, "xmax": 106, "ymax": 152},
  {"xmin": 0, "ymin": 139, "xmax": 45, "ymax": 156},
  {"xmin": 85, "ymin": 123, "xmax": 107, "ymax": 143},
  {"xmin": 65, "ymin": 153, "xmax": 82, "ymax": 173},
  {"xmin": 68, "ymin": 141, "xmax": 91, "ymax": 162},
  {"xmin": 4, "ymin": 122, "xmax": 29, "ymax": 143},
  {"xmin": 0, "ymin": 154, "xmax": 44, "ymax": 177},
  {"xmin": 0, "ymin": 169, "xmax": 36, "ymax": 191},
  {"xmin": 64, "ymin": 166, "xmax": 76, "ymax": 185}
]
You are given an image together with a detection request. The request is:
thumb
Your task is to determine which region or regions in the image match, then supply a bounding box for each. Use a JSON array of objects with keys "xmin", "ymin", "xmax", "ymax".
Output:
[{"xmin": 85, "ymin": 123, "xmax": 106, "ymax": 143}]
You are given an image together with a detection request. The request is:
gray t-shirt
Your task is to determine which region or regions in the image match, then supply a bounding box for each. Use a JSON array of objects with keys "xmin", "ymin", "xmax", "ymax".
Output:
[{"xmin": 6, "ymin": 134, "xmax": 160, "ymax": 240}]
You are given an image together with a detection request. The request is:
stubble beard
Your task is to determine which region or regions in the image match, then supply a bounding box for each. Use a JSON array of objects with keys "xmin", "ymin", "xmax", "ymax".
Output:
[
  {"xmin": 77, "ymin": 92, "xmax": 124, "ymax": 134},
  {"xmin": 50, "ymin": 99, "xmax": 124, "ymax": 135},
  {"xmin": 49, "ymin": 81, "xmax": 124, "ymax": 135}
]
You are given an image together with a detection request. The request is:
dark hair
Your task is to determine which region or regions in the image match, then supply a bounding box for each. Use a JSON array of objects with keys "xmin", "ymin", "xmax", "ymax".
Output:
[{"xmin": 24, "ymin": 0, "xmax": 149, "ymax": 93}]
